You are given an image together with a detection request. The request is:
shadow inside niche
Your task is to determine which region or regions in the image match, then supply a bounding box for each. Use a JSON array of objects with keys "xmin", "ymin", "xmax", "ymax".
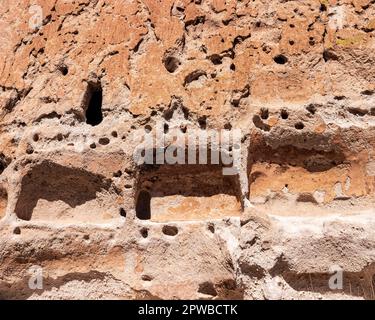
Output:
[
  {"xmin": 0, "ymin": 270, "xmax": 109, "ymax": 300},
  {"xmin": 281, "ymin": 270, "xmax": 375, "ymax": 300},
  {"xmin": 269, "ymin": 257, "xmax": 375, "ymax": 299},
  {"xmin": 15, "ymin": 161, "xmax": 112, "ymax": 221}
]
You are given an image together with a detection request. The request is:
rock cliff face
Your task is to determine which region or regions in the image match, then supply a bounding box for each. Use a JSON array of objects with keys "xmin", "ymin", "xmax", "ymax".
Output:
[{"xmin": 0, "ymin": 0, "xmax": 375, "ymax": 299}]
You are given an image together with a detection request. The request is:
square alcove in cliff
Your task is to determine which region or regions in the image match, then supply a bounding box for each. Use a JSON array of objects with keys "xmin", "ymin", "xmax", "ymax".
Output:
[{"xmin": 135, "ymin": 164, "xmax": 242, "ymax": 222}]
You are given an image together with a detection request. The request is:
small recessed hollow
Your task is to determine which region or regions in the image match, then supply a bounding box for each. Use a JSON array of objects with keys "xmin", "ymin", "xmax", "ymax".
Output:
[
  {"xmin": 58, "ymin": 64, "xmax": 69, "ymax": 76},
  {"xmin": 209, "ymin": 54, "xmax": 222, "ymax": 65},
  {"xmin": 306, "ymin": 104, "xmax": 317, "ymax": 115},
  {"xmin": 198, "ymin": 117, "xmax": 207, "ymax": 129},
  {"xmin": 323, "ymin": 49, "xmax": 338, "ymax": 62},
  {"xmin": 260, "ymin": 108, "xmax": 269, "ymax": 120},
  {"xmin": 33, "ymin": 133, "xmax": 39, "ymax": 142},
  {"xmin": 164, "ymin": 56, "xmax": 180, "ymax": 73},
  {"xmin": 162, "ymin": 225, "xmax": 179, "ymax": 236},
  {"xmin": 198, "ymin": 282, "xmax": 217, "ymax": 296},
  {"xmin": 141, "ymin": 274, "xmax": 153, "ymax": 281},
  {"xmin": 140, "ymin": 227, "xmax": 149, "ymax": 238},
  {"xmin": 274, "ymin": 54, "xmax": 288, "ymax": 65},
  {"xmin": 281, "ymin": 109, "xmax": 289, "ymax": 119},
  {"xmin": 99, "ymin": 137, "xmax": 110, "ymax": 145},
  {"xmin": 207, "ymin": 223, "xmax": 215, "ymax": 233},
  {"xmin": 361, "ymin": 90, "xmax": 374, "ymax": 96},
  {"xmin": 113, "ymin": 170, "xmax": 122, "ymax": 178},
  {"xmin": 224, "ymin": 123, "xmax": 232, "ymax": 130},
  {"xmin": 119, "ymin": 208, "xmax": 127, "ymax": 218},
  {"xmin": 295, "ymin": 122, "xmax": 305, "ymax": 130}
]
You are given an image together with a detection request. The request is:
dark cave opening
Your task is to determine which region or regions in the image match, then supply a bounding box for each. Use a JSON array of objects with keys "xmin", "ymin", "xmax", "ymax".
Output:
[{"xmin": 86, "ymin": 84, "xmax": 103, "ymax": 126}]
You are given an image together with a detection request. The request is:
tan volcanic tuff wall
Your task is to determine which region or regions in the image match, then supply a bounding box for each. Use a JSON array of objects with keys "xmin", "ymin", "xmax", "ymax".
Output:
[{"xmin": 0, "ymin": 0, "xmax": 375, "ymax": 300}]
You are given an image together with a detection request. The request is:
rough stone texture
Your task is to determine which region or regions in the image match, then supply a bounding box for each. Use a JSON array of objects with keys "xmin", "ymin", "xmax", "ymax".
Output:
[{"xmin": 0, "ymin": 0, "xmax": 375, "ymax": 300}]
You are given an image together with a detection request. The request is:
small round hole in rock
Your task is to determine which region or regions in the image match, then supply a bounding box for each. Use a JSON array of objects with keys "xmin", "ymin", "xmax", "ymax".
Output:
[
  {"xmin": 274, "ymin": 54, "xmax": 288, "ymax": 65},
  {"xmin": 59, "ymin": 65, "xmax": 69, "ymax": 76},
  {"xmin": 162, "ymin": 225, "xmax": 178, "ymax": 236},
  {"xmin": 224, "ymin": 123, "xmax": 232, "ymax": 131},
  {"xmin": 306, "ymin": 104, "xmax": 317, "ymax": 115},
  {"xmin": 198, "ymin": 117, "xmax": 207, "ymax": 129},
  {"xmin": 260, "ymin": 108, "xmax": 269, "ymax": 120},
  {"xmin": 295, "ymin": 122, "xmax": 305, "ymax": 130},
  {"xmin": 140, "ymin": 227, "xmax": 149, "ymax": 238},
  {"xmin": 111, "ymin": 131, "xmax": 118, "ymax": 138},
  {"xmin": 164, "ymin": 56, "xmax": 180, "ymax": 73},
  {"xmin": 119, "ymin": 208, "xmax": 127, "ymax": 218},
  {"xmin": 210, "ymin": 54, "xmax": 222, "ymax": 65},
  {"xmin": 207, "ymin": 223, "xmax": 215, "ymax": 234},
  {"xmin": 145, "ymin": 125, "xmax": 152, "ymax": 133},
  {"xmin": 26, "ymin": 146, "xmax": 34, "ymax": 155},
  {"xmin": 113, "ymin": 170, "xmax": 122, "ymax": 178},
  {"xmin": 230, "ymin": 63, "xmax": 236, "ymax": 71},
  {"xmin": 13, "ymin": 227, "xmax": 21, "ymax": 235},
  {"xmin": 33, "ymin": 133, "xmax": 39, "ymax": 142},
  {"xmin": 98, "ymin": 137, "xmax": 110, "ymax": 145},
  {"xmin": 289, "ymin": 40, "xmax": 295, "ymax": 46},
  {"xmin": 281, "ymin": 109, "xmax": 289, "ymax": 119},
  {"xmin": 90, "ymin": 143, "xmax": 96, "ymax": 149}
]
